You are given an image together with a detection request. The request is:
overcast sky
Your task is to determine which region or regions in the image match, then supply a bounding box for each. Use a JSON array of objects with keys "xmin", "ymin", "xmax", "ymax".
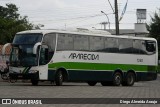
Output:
[{"xmin": 0, "ymin": 0, "xmax": 160, "ymax": 30}]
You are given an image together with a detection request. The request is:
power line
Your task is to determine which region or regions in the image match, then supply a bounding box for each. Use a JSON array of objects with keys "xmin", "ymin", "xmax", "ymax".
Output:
[{"xmin": 31, "ymin": 13, "xmax": 105, "ymax": 22}]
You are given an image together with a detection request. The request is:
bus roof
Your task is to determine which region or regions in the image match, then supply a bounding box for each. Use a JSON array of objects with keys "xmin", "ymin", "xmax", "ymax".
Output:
[{"xmin": 17, "ymin": 29, "xmax": 156, "ymax": 41}]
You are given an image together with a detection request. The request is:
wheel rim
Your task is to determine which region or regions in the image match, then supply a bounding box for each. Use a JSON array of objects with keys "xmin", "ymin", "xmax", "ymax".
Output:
[
  {"xmin": 115, "ymin": 74, "xmax": 121, "ymax": 85},
  {"xmin": 1, "ymin": 74, "xmax": 8, "ymax": 80},
  {"xmin": 59, "ymin": 73, "xmax": 63, "ymax": 81}
]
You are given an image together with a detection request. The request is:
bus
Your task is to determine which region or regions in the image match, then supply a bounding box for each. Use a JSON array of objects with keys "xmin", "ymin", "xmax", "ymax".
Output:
[{"xmin": 2, "ymin": 29, "xmax": 158, "ymax": 86}]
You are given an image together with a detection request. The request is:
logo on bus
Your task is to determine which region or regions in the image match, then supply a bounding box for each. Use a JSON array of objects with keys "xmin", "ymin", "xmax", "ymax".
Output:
[{"xmin": 69, "ymin": 53, "xmax": 99, "ymax": 60}]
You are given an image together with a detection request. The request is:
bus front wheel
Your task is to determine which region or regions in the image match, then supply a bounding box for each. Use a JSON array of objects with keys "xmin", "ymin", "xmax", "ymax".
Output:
[
  {"xmin": 87, "ymin": 81, "xmax": 97, "ymax": 86},
  {"xmin": 122, "ymin": 72, "xmax": 135, "ymax": 86},
  {"xmin": 55, "ymin": 71, "xmax": 63, "ymax": 86}
]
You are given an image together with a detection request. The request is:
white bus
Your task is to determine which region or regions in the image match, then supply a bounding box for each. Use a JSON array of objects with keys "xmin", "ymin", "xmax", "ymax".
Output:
[{"xmin": 2, "ymin": 29, "xmax": 158, "ymax": 86}]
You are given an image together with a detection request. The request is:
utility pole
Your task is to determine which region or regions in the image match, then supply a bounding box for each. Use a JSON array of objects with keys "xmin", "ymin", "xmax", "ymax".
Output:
[{"xmin": 114, "ymin": 0, "xmax": 119, "ymax": 35}]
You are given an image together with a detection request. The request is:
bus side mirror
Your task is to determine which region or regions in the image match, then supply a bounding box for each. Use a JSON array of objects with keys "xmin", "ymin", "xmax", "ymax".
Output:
[
  {"xmin": 2, "ymin": 43, "xmax": 11, "ymax": 55},
  {"xmin": 33, "ymin": 42, "xmax": 42, "ymax": 54}
]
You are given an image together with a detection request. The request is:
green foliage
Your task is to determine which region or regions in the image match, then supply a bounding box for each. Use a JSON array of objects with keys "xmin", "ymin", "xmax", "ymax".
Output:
[
  {"xmin": 147, "ymin": 9, "xmax": 160, "ymax": 59},
  {"xmin": 0, "ymin": 4, "xmax": 41, "ymax": 44},
  {"xmin": 147, "ymin": 10, "xmax": 160, "ymax": 40}
]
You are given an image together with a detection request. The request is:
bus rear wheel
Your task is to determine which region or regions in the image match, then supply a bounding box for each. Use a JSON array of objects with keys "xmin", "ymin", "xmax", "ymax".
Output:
[
  {"xmin": 122, "ymin": 72, "xmax": 135, "ymax": 86},
  {"xmin": 87, "ymin": 81, "xmax": 97, "ymax": 86},
  {"xmin": 55, "ymin": 71, "xmax": 63, "ymax": 86},
  {"xmin": 113, "ymin": 72, "xmax": 122, "ymax": 86}
]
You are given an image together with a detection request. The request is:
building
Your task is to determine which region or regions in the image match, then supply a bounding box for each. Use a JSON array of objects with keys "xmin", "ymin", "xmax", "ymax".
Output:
[{"xmin": 102, "ymin": 23, "xmax": 149, "ymax": 37}]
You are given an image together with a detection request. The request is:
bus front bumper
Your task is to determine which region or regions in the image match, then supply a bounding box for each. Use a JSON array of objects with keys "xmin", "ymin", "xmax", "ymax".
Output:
[{"xmin": 9, "ymin": 72, "xmax": 39, "ymax": 80}]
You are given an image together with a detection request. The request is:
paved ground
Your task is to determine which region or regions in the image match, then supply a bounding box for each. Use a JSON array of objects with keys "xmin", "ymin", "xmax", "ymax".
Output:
[{"xmin": 0, "ymin": 75, "xmax": 160, "ymax": 107}]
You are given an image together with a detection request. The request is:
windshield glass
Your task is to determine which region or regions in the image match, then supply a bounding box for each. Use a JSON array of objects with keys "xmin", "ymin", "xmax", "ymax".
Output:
[
  {"xmin": 13, "ymin": 33, "xmax": 42, "ymax": 44},
  {"xmin": 10, "ymin": 33, "xmax": 43, "ymax": 67},
  {"xmin": 10, "ymin": 45, "xmax": 38, "ymax": 67}
]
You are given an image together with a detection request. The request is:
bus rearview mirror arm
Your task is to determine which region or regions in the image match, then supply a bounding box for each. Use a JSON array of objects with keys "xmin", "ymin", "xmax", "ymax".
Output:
[{"xmin": 33, "ymin": 42, "xmax": 42, "ymax": 54}]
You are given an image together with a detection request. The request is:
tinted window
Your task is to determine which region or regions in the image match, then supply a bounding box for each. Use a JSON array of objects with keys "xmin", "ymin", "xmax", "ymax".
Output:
[
  {"xmin": 133, "ymin": 40, "xmax": 147, "ymax": 54},
  {"xmin": 42, "ymin": 33, "xmax": 56, "ymax": 62},
  {"xmin": 13, "ymin": 33, "xmax": 42, "ymax": 44},
  {"xmin": 57, "ymin": 34, "xmax": 74, "ymax": 50},
  {"xmin": 10, "ymin": 45, "xmax": 38, "ymax": 67},
  {"xmin": 43, "ymin": 33, "xmax": 56, "ymax": 52},
  {"xmin": 90, "ymin": 36, "xmax": 104, "ymax": 51},
  {"xmin": 145, "ymin": 40, "xmax": 156, "ymax": 54},
  {"xmin": 119, "ymin": 39, "xmax": 133, "ymax": 53},
  {"xmin": 104, "ymin": 38, "xmax": 118, "ymax": 53},
  {"xmin": 74, "ymin": 35, "xmax": 89, "ymax": 51}
]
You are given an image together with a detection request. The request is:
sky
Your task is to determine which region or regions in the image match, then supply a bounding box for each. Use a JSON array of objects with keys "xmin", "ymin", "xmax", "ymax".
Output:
[{"xmin": 0, "ymin": 0, "xmax": 160, "ymax": 30}]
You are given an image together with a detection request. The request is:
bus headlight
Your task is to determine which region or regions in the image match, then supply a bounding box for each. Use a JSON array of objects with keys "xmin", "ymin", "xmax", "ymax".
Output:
[{"xmin": 29, "ymin": 70, "xmax": 38, "ymax": 73}]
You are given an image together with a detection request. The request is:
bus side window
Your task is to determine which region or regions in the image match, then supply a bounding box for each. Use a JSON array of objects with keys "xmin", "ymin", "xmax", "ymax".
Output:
[
  {"xmin": 41, "ymin": 33, "xmax": 56, "ymax": 65},
  {"xmin": 57, "ymin": 34, "xmax": 74, "ymax": 51},
  {"xmin": 118, "ymin": 39, "xmax": 133, "ymax": 54},
  {"xmin": 145, "ymin": 41, "xmax": 156, "ymax": 54},
  {"xmin": 89, "ymin": 36, "xmax": 104, "ymax": 52},
  {"xmin": 74, "ymin": 35, "xmax": 89, "ymax": 51},
  {"xmin": 133, "ymin": 40, "xmax": 146, "ymax": 54},
  {"xmin": 104, "ymin": 37, "xmax": 118, "ymax": 53}
]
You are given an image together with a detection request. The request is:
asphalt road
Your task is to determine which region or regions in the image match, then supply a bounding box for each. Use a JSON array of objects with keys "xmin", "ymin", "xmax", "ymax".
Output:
[{"xmin": 0, "ymin": 75, "xmax": 160, "ymax": 107}]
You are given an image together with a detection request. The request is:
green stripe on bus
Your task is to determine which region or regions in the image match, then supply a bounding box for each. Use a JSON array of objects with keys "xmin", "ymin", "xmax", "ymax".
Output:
[
  {"xmin": 22, "ymin": 67, "xmax": 28, "ymax": 73},
  {"xmin": 48, "ymin": 62, "xmax": 157, "ymax": 72},
  {"xmin": 25, "ymin": 67, "xmax": 31, "ymax": 74},
  {"xmin": 22, "ymin": 67, "xmax": 31, "ymax": 74}
]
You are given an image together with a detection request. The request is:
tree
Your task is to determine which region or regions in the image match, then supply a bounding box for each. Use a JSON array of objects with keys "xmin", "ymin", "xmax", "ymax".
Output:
[
  {"xmin": 0, "ymin": 4, "xmax": 41, "ymax": 44},
  {"xmin": 147, "ymin": 9, "xmax": 160, "ymax": 59}
]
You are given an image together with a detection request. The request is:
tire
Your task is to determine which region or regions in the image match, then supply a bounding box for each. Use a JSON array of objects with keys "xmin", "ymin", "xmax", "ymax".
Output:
[
  {"xmin": 1, "ymin": 74, "xmax": 8, "ymax": 80},
  {"xmin": 113, "ymin": 72, "xmax": 122, "ymax": 86},
  {"xmin": 122, "ymin": 72, "xmax": 135, "ymax": 86},
  {"xmin": 87, "ymin": 81, "xmax": 97, "ymax": 86},
  {"xmin": 55, "ymin": 71, "xmax": 63, "ymax": 86},
  {"xmin": 101, "ymin": 81, "xmax": 113, "ymax": 86},
  {"xmin": 8, "ymin": 76, "xmax": 17, "ymax": 83},
  {"xmin": 1, "ymin": 68, "xmax": 9, "ymax": 80},
  {"xmin": 31, "ymin": 79, "xmax": 39, "ymax": 86}
]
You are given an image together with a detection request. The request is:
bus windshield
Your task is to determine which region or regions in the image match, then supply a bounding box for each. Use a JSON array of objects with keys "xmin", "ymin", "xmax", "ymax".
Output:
[
  {"xmin": 13, "ymin": 33, "xmax": 42, "ymax": 44},
  {"xmin": 10, "ymin": 45, "xmax": 38, "ymax": 67},
  {"xmin": 10, "ymin": 33, "xmax": 43, "ymax": 67}
]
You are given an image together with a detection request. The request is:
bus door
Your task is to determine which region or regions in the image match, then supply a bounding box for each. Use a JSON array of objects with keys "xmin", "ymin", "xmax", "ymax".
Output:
[{"xmin": 37, "ymin": 45, "xmax": 49, "ymax": 80}]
